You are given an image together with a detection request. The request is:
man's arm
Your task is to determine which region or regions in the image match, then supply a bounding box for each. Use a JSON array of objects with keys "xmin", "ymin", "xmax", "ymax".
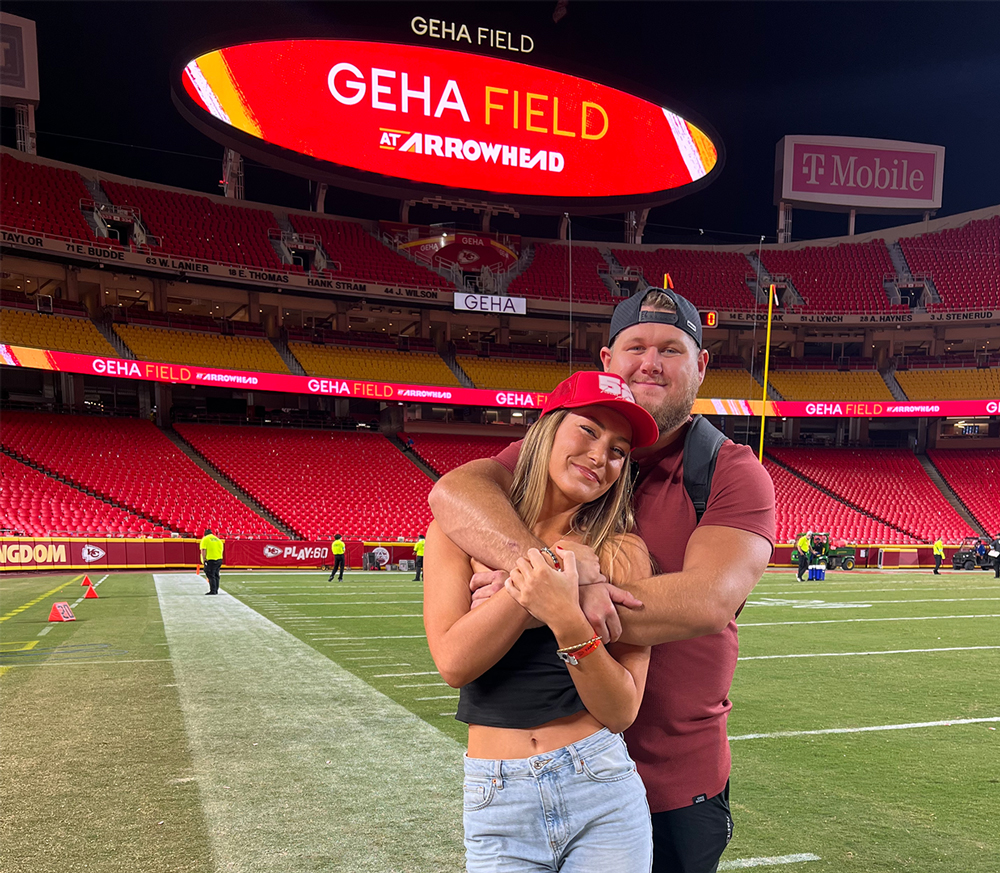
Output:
[
  {"xmin": 428, "ymin": 459, "xmax": 538, "ymax": 573},
  {"xmin": 583, "ymin": 524, "xmax": 772, "ymax": 646}
]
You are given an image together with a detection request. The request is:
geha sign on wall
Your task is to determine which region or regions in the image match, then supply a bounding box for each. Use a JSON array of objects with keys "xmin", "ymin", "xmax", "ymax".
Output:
[{"xmin": 175, "ymin": 39, "xmax": 721, "ymax": 212}]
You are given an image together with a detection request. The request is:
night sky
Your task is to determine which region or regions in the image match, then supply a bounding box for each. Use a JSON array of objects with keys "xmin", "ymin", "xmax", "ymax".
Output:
[{"xmin": 3, "ymin": 1, "xmax": 999, "ymax": 245}]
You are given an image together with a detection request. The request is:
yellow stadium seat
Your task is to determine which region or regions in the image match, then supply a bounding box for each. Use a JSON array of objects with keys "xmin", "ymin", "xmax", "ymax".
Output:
[
  {"xmin": 457, "ymin": 356, "xmax": 596, "ymax": 392},
  {"xmin": 114, "ymin": 324, "xmax": 290, "ymax": 373},
  {"xmin": 288, "ymin": 343, "xmax": 461, "ymax": 387},
  {"xmin": 896, "ymin": 368, "xmax": 1000, "ymax": 400},
  {"xmin": 767, "ymin": 370, "xmax": 894, "ymax": 401},
  {"xmin": 698, "ymin": 369, "xmax": 761, "ymax": 399},
  {"xmin": 0, "ymin": 309, "xmax": 118, "ymax": 356}
]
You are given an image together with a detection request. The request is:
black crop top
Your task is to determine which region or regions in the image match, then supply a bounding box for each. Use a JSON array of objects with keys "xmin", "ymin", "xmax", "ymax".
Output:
[{"xmin": 456, "ymin": 627, "xmax": 585, "ymax": 729}]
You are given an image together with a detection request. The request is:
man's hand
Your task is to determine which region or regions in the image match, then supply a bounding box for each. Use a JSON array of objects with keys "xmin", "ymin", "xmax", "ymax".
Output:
[
  {"xmin": 580, "ymin": 583, "xmax": 644, "ymax": 644},
  {"xmin": 469, "ymin": 569, "xmax": 507, "ymax": 608},
  {"xmin": 552, "ymin": 540, "xmax": 606, "ymax": 586}
]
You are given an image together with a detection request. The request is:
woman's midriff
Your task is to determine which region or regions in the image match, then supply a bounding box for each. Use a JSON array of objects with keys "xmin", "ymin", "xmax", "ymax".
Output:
[{"xmin": 466, "ymin": 710, "xmax": 606, "ymax": 759}]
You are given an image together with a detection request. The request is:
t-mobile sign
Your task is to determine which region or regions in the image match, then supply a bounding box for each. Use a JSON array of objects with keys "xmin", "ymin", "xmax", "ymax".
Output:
[{"xmin": 775, "ymin": 135, "xmax": 944, "ymax": 212}]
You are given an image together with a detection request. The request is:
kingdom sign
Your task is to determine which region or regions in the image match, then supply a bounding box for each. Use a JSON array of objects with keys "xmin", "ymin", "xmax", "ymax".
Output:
[{"xmin": 177, "ymin": 39, "xmax": 721, "ymax": 211}]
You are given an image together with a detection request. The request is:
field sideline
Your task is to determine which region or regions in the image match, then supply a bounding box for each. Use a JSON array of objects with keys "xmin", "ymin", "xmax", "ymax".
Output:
[{"xmin": 1, "ymin": 567, "xmax": 997, "ymax": 872}]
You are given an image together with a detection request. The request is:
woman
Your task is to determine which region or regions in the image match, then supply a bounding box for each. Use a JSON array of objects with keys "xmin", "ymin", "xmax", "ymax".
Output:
[{"xmin": 423, "ymin": 370, "xmax": 660, "ymax": 873}]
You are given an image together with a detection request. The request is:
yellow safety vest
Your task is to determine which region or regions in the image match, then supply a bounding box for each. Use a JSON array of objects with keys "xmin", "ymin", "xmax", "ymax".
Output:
[
  {"xmin": 933, "ymin": 540, "xmax": 944, "ymax": 557},
  {"xmin": 200, "ymin": 535, "xmax": 224, "ymax": 561},
  {"xmin": 331, "ymin": 540, "xmax": 346, "ymax": 555},
  {"xmin": 413, "ymin": 539, "xmax": 425, "ymax": 557}
]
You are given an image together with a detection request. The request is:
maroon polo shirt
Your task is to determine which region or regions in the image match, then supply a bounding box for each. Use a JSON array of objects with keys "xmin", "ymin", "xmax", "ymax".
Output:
[{"xmin": 493, "ymin": 420, "xmax": 775, "ymax": 812}]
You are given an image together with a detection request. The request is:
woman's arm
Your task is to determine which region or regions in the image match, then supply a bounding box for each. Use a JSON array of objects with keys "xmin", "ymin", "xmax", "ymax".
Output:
[
  {"xmin": 504, "ymin": 537, "xmax": 652, "ymax": 734},
  {"xmin": 422, "ymin": 520, "xmax": 535, "ymax": 688}
]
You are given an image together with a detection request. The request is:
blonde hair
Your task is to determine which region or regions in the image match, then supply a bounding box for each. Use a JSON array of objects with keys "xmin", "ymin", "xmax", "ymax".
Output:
[{"xmin": 509, "ymin": 409, "xmax": 637, "ymax": 581}]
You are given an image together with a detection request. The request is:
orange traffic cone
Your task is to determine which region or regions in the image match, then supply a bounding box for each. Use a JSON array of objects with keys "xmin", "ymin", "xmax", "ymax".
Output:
[
  {"xmin": 81, "ymin": 575, "xmax": 92, "ymax": 586},
  {"xmin": 49, "ymin": 602, "xmax": 76, "ymax": 621},
  {"xmin": 84, "ymin": 585, "xmax": 99, "ymax": 599}
]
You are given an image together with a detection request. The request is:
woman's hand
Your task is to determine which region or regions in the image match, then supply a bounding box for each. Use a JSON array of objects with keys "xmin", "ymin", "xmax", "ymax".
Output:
[{"xmin": 504, "ymin": 547, "xmax": 582, "ymax": 631}]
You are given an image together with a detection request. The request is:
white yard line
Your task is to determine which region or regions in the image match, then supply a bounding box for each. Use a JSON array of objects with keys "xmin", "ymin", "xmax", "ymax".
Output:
[
  {"xmin": 396, "ymin": 682, "xmax": 448, "ymax": 688},
  {"xmin": 373, "ymin": 670, "xmax": 441, "ymax": 678},
  {"xmin": 720, "ymin": 854, "xmax": 821, "ymax": 870},
  {"xmin": 287, "ymin": 614, "xmax": 423, "ymax": 620},
  {"xmin": 731, "ymin": 716, "xmax": 1000, "ymax": 741},
  {"xmin": 747, "ymin": 597, "xmax": 1000, "ymax": 606},
  {"xmin": 740, "ymin": 613, "xmax": 1000, "ymax": 627},
  {"xmin": 308, "ymin": 635, "xmax": 427, "ymax": 641},
  {"xmin": 246, "ymin": 600, "xmax": 424, "ymax": 606},
  {"xmin": 154, "ymin": 573, "xmax": 464, "ymax": 873},
  {"xmin": 757, "ymin": 586, "xmax": 999, "ymax": 596},
  {"xmin": 741, "ymin": 645, "xmax": 1000, "ymax": 661}
]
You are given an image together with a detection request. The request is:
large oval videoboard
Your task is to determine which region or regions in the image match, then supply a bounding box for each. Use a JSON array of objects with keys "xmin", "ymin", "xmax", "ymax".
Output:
[{"xmin": 174, "ymin": 38, "xmax": 722, "ymax": 213}]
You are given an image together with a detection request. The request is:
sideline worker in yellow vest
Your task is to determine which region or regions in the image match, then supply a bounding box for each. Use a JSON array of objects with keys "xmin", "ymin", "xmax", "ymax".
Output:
[
  {"xmin": 199, "ymin": 529, "xmax": 224, "ymax": 595},
  {"xmin": 328, "ymin": 534, "xmax": 346, "ymax": 582},
  {"xmin": 932, "ymin": 538, "xmax": 945, "ymax": 575},
  {"xmin": 796, "ymin": 532, "xmax": 812, "ymax": 582},
  {"xmin": 412, "ymin": 534, "xmax": 426, "ymax": 582}
]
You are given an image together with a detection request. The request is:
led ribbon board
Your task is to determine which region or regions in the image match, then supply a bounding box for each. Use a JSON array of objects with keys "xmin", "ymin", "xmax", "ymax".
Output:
[{"xmin": 176, "ymin": 39, "xmax": 721, "ymax": 211}]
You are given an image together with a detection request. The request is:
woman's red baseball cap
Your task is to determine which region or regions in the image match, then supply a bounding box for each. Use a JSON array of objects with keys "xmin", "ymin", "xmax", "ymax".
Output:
[{"xmin": 540, "ymin": 371, "xmax": 660, "ymax": 448}]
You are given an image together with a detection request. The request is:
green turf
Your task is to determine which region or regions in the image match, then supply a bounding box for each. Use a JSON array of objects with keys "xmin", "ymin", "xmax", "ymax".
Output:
[
  {"xmin": 0, "ymin": 573, "xmax": 213, "ymax": 873},
  {"xmin": 2, "ymin": 567, "xmax": 997, "ymax": 872}
]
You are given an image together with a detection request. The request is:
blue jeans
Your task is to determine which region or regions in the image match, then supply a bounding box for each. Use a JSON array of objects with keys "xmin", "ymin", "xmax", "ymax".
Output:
[{"xmin": 463, "ymin": 728, "xmax": 652, "ymax": 872}]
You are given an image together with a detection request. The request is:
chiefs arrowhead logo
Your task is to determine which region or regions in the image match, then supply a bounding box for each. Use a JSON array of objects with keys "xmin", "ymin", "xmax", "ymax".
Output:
[
  {"xmin": 263, "ymin": 545, "xmax": 282, "ymax": 558},
  {"xmin": 82, "ymin": 544, "xmax": 106, "ymax": 563}
]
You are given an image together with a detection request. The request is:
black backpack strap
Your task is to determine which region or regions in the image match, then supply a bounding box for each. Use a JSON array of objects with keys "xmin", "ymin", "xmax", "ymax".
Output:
[{"xmin": 683, "ymin": 415, "xmax": 730, "ymax": 523}]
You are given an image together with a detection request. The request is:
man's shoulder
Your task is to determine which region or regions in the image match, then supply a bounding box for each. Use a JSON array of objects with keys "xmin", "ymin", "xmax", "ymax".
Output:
[{"xmin": 712, "ymin": 440, "xmax": 773, "ymax": 484}]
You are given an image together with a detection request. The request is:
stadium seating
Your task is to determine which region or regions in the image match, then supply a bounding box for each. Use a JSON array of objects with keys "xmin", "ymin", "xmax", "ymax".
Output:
[
  {"xmin": 927, "ymin": 449, "xmax": 1000, "ymax": 536},
  {"xmin": 768, "ymin": 448, "xmax": 972, "ymax": 542},
  {"xmin": 895, "ymin": 367, "xmax": 1000, "ymax": 400},
  {"xmin": 508, "ymin": 243, "xmax": 620, "ymax": 304},
  {"xmin": 457, "ymin": 355, "xmax": 596, "ymax": 392},
  {"xmin": 0, "ymin": 152, "xmax": 97, "ymax": 242},
  {"xmin": 113, "ymin": 324, "xmax": 290, "ymax": 373},
  {"xmin": 699, "ymin": 361, "xmax": 760, "ymax": 399},
  {"xmin": 174, "ymin": 424, "xmax": 434, "ymax": 540},
  {"xmin": 610, "ymin": 248, "xmax": 758, "ymax": 310},
  {"xmin": 900, "ymin": 216, "xmax": 1000, "ymax": 310},
  {"xmin": 289, "ymin": 342, "xmax": 460, "ymax": 386},
  {"xmin": 288, "ymin": 214, "xmax": 452, "ymax": 288},
  {"xmin": 762, "ymin": 457, "xmax": 910, "ymax": 544},
  {"xmin": 0, "ymin": 412, "xmax": 282, "ymax": 539},
  {"xmin": 766, "ymin": 370, "xmax": 895, "ymax": 401},
  {"xmin": 0, "ymin": 452, "xmax": 170, "ymax": 537},
  {"xmin": 101, "ymin": 179, "xmax": 287, "ymax": 269},
  {"xmin": 759, "ymin": 240, "xmax": 895, "ymax": 313},
  {"xmin": 0, "ymin": 308, "xmax": 118, "ymax": 356},
  {"xmin": 403, "ymin": 433, "xmax": 520, "ymax": 475}
]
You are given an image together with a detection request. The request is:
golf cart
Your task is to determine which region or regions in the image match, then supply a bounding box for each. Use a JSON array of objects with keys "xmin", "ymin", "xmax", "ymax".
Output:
[
  {"xmin": 791, "ymin": 532, "xmax": 857, "ymax": 571},
  {"xmin": 951, "ymin": 535, "xmax": 992, "ymax": 570}
]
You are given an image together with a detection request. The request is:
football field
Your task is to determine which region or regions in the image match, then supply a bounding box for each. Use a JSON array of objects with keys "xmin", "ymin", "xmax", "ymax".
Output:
[{"xmin": 1, "ymin": 567, "xmax": 997, "ymax": 872}]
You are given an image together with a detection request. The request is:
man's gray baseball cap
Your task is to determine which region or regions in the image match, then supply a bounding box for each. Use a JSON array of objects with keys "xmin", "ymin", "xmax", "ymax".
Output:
[{"xmin": 609, "ymin": 287, "xmax": 703, "ymax": 349}]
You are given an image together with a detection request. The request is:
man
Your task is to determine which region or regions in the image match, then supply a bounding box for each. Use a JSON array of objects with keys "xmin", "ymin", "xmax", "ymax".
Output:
[
  {"xmin": 429, "ymin": 286, "xmax": 775, "ymax": 873},
  {"xmin": 796, "ymin": 531, "xmax": 812, "ymax": 581},
  {"xmin": 412, "ymin": 533, "xmax": 426, "ymax": 581},
  {"xmin": 199, "ymin": 528, "xmax": 224, "ymax": 595},
  {"xmin": 990, "ymin": 533, "xmax": 1000, "ymax": 579},
  {"xmin": 932, "ymin": 537, "xmax": 945, "ymax": 575},
  {"xmin": 328, "ymin": 534, "xmax": 346, "ymax": 582}
]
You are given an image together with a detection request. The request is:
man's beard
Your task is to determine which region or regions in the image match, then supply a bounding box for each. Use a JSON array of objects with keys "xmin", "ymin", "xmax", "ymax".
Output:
[{"xmin": 636, "ymin": 376, "xmax": 700, "ymax": 435}]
